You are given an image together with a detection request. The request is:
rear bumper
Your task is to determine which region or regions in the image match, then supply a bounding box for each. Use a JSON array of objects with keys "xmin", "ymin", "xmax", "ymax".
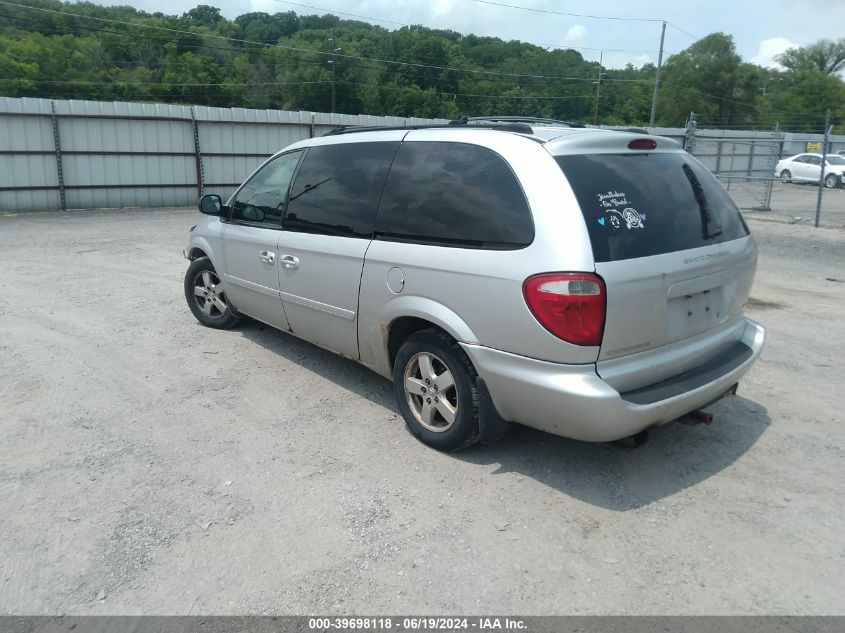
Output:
[{"xmin": 461, "ymin": 317, "xmax": 766, "ymax": 442}]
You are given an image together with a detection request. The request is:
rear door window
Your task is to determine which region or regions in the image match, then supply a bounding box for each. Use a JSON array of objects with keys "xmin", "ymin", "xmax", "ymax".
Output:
[
  {"xmin": 555, "ymin": 153, "xmax": 749, "ymax": 262},
  {"xmin": 375, "ymin": 141, "xmax": 533, "ymax": 249},
  {"xmin": 284, "ymin": 141, "xmax": 399, "ymax": 238}
]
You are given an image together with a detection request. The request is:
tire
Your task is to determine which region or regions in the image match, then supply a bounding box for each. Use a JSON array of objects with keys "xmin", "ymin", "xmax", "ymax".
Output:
[
  {"xmin": 824, "ymin": 173, "xmax": 839, "ymax": 189},
  {"xmin": 780, "ymin": 170, "xmax": 791, "ymax": 184},
  {"xmin": 393, "ymin": 328, "xmax": 480, "ymax": 451},
  {"xmin": 184, "ymin": 257, "xmax": 240, "ymax": 329}
]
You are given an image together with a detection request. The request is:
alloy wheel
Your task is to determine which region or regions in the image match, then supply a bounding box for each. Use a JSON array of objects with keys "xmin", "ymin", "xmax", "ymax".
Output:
[
  {"xmin": 403, "ymin": 352, "xmax": 458, "ymax": 432},
  {"xmin": 192, "ymin": 270, "xmax": 228, "ymax": 318}
]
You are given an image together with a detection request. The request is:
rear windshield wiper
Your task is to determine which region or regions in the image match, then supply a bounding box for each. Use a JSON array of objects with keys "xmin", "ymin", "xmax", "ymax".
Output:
[{"xmin": 682, "ymin": 164, "xmax": 723, "ymax": 240}]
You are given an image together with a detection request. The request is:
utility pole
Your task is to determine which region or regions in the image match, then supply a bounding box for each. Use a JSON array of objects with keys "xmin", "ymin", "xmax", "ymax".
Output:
[
  {"xmin": 593, "ymin": 51, "xmax": 604, "ymax": 125},
  {"xmin": 329, "ymin": 22, "xmax": 337, "ymax": 113},
  {"xmin": 815, "ymin": 108, "xmax": 832, "ymax": 228},
  {"xmin": 649, "ymin": 20, "xmax": 666, "ymax": 126}
]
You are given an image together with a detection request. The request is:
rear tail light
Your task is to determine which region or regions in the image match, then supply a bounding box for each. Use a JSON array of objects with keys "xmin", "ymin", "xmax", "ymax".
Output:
[
  {"xmin": 522, "ymin": 272, "xmax": 606, "ymax": 346},
  {"xmin": 628, "ymin": 138, "xmax": 657, "ymax": 150}
]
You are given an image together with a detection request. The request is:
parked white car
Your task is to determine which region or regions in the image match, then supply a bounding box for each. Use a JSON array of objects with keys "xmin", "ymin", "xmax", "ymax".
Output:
[{"xmin": 774, "ymin": 153, "xmax": 845, "ymax": 188}]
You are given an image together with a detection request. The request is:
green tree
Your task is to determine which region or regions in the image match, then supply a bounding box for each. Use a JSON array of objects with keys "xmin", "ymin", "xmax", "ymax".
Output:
[
  {"xmin": 182, "ymin": 5, "xmax": 222, "ymax": 28},
  {"xmin": 777, "ymin": 39, "xmax": 845, "ymax": 76},
  {"xmin": 767, "ymin": 70, "xmax": 845, "ymax": 132},
  {"xmin": 1, "ymin": 1, "xmax": 841, "ymax": 129},
  {"xmin": 657, "ymin": 33, "xmax": 760, "ymax": 127}
]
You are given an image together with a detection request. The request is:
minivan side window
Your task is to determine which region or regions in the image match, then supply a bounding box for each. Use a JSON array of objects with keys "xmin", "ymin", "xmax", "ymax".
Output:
[
  {"xmin": 230, "ymin": 150, "xmax": 303, "ymax": 227},
  {"xmin": 284, "ymin": 142, "xmax": 399, "ymax": 238},
  {"xmin": 374, "ymin": 142, "xmax": 534, "ymax": 249}
]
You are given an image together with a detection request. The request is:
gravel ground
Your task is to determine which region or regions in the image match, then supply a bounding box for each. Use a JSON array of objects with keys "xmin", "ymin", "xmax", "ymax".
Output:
[{"xmin": 0, "ymin": 205, "xmax": 843, "ymax": 615}]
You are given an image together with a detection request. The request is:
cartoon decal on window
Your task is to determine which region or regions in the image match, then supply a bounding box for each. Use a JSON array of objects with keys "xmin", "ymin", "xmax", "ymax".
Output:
[{"xmin": 595, "ymin": 191, "xmax": 646, "ymax": 230}]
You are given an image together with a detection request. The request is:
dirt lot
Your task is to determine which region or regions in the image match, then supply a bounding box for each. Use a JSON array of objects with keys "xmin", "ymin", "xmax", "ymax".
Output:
[{"xmin": 0, "ymin": 204, "xmax": 843, "ymax": 615}]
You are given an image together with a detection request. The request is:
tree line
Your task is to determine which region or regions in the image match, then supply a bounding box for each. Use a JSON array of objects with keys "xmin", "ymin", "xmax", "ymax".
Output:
[{"xmin": 1, "ymin": 1, "xmax": 843, "ymax": 132}]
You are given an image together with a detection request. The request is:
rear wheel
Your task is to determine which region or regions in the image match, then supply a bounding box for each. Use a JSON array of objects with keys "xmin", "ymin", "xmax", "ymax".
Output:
[
  {"xmin": 393, "ymin": 328, "xmax": 479, "ymax": 451},
  {"xmin": 824, "ymin": 173, "xmax": 839, "ymax": 188},
  {"xmin": 780, "ymin": 170, "xmax": 791, "ymax": 184},
  {"xmin": 184, "ymin": 257, "xmax": 239, "ymax": 329}
]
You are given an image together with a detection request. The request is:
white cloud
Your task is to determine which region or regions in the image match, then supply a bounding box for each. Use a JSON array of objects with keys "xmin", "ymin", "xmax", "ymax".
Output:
[
  {"xmin": 563, "ymin": 24, "xmax": 588, "ymax": 47},
  {"xmin": 750, "ymin": 36, "xmax": 798, "ymax": 68}
]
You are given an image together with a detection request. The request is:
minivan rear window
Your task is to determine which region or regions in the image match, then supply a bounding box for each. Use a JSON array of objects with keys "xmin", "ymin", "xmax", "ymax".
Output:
[{"xmin": 555, "ymin": 153, "xmax": 749, "ymax": 262}]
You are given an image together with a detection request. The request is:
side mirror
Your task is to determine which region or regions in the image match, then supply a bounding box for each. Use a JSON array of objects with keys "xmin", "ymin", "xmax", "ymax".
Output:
[{"xmin": 198, "ymin": 194, "xmax": 223, "ymax": 215}]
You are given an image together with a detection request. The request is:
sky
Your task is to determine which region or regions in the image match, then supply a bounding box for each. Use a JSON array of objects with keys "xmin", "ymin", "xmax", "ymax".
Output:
[{"xmin": 75, "ymin": 0, "xmax": 845, "ymax": 69}]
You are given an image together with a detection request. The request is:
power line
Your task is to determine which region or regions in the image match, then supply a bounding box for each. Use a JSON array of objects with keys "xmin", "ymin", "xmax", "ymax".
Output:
[
  {"xmin": 666, "ymin": 22, "xmax": 700, "ymax": 41},
  {"xmin": 0, "ymin": 11, "xmax": 330, "ymax": 66},
  {"xmin": 2, "ymin": 79, "xmax": 339, "ymax": 87},
  {"xmin": 685, "ymin": 87, "xmax": 759, "ymax": 110},
  {"xmin": 272, "ymin": 0, "xmax": 406, "ymax": 27},
  {"xmin": 3, "ymin": 2, "xmax": 657, "ymax": 86},
  {"xmin": 441, "ymin": 92, "xmax": 592, "ymax": 100},
  {"xmin": 0, "ymin": 74, "xmax": 598, "ymax": 103},
  {"xmin": 1, "ymin": 6, "xmax": 594, "ymax": 98},
  {"xmin": 468, "ymin": 0, "xmax": 663, "ymax": 22},
  {"xmin": 468, "ymin": 0, "xmax": 701, "ymax": 49},
  {"xmin": 0, "ymin": 1, "xmax": 654, "ymax": 83},
  {"xmin": 272, "ymin": 0, "xmax": 659, "ymax": 54},
  {"xmin": 0, "ymin": 11, "xmax": 607, "ymax": 92}
]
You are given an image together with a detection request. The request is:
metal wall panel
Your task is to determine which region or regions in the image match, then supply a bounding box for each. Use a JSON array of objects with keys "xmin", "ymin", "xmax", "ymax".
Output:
[
  {"xmin": 0, "ymin": 190, "xmax": 60, "ymax": 211},
  {"xmin": 62, "ymin": 155, "xmax": 194, "ymax": 186},
  {"xmin": 197, "ymin": 121, "xmax": 308, "ymax": 154},
  {"xmin": 0, "ymin": 114, "xmax": 55, "ymax": 152},
  {"xmin": 54, "ymin": 98, "xmax": 193, "ymax": 120},
  {"xmin": 202, "ymin": 155, "xmax": 269, "ymax": 189},
  {"xmin": 60, "ymin": 117, "xmax": 193, "ymax": 153},
  {"xmin": 0, "ymin": 154, "xmax": 58, "ymax": 188},
  {"xmin": 22, "ymin": 97, "xmax": 845, "ymax": 213},
  {"xmin": 65, "ymin": 186, "xmax": 195, "ymax": 210}
]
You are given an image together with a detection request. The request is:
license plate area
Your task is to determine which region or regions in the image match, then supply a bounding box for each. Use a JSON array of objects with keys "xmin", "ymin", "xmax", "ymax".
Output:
[{"xmin": 668, "ymin": 288, "xmax": 723, "ymax": 338}]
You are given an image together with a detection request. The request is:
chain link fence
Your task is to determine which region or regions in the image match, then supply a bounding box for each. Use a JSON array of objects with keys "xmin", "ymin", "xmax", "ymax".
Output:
[{"xmin": 684, "ymin": 112, "xmax": 845, "ymax": 228}]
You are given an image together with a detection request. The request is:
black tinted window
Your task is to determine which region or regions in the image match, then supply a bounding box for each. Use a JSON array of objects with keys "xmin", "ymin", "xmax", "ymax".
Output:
[
  {"xmin": 285, "ymin": 142, "xmax": 398, "ymax": 238},
  {"xmin": 556, "ymin": 153, "xmax": 749, "ymax": 262},
  {"xmin": 375, "ymin": 142, "xmax": 533, "ymax": 249},
  {"xmin": 230, "ymin": 151, "xmax": 302, "ymax": 226}
]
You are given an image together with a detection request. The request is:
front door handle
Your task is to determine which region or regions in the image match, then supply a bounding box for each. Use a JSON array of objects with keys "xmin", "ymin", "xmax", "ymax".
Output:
[
  {"xmin": 258, "ymin": 250, "xmax": 275, "ymax": 264},
  {"xmin": 279, "ymin": 255, "xmax": 300, "ymax": 269}
]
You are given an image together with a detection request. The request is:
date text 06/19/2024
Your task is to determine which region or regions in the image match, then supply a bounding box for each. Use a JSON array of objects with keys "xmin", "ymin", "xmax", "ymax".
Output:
[{"xmin": 307, "ymin": 617, "xmax": 528, "ymax": 631}]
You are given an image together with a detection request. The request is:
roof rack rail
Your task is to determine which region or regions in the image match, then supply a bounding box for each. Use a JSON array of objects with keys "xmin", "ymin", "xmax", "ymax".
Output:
[
  {"xmin": 461, "ymin": 115, "xmax": 586, "ymax": 128},
  {"xmin": 322, "ymin": 121, "xmax": 534, "ymax": 136}
]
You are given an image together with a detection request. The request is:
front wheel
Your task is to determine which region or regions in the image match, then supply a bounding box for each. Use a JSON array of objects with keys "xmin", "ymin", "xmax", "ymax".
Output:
[
  {"xmin": 184, "ymin": 256, "xmax": 240, "ymax": 329},
  {"xmin": 780, "ymin": 170, "xmax": 791, "ymax": 184},
  {"xmin": 393, "ymin": 329, "xmax": 480, "ymax": 451},
  {"xmin": 824, "ymin": 173, "xmax": 839, "ymax": 189}
]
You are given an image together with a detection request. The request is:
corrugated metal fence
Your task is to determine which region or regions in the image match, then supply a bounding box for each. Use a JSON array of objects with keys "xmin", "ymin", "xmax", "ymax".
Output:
[
  {"xmin": 3, "ymin": 96, "xmax": 844, "ymax": 212},
  {"xmin": 0, "ymin": 97, "xmax": 446, "ymax": 211}
]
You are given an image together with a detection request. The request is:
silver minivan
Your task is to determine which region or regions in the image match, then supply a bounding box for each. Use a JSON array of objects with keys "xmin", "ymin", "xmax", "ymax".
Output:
[{"xmin": 183, "ymin": 118, "xmax": 765, "ymax": 451}]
